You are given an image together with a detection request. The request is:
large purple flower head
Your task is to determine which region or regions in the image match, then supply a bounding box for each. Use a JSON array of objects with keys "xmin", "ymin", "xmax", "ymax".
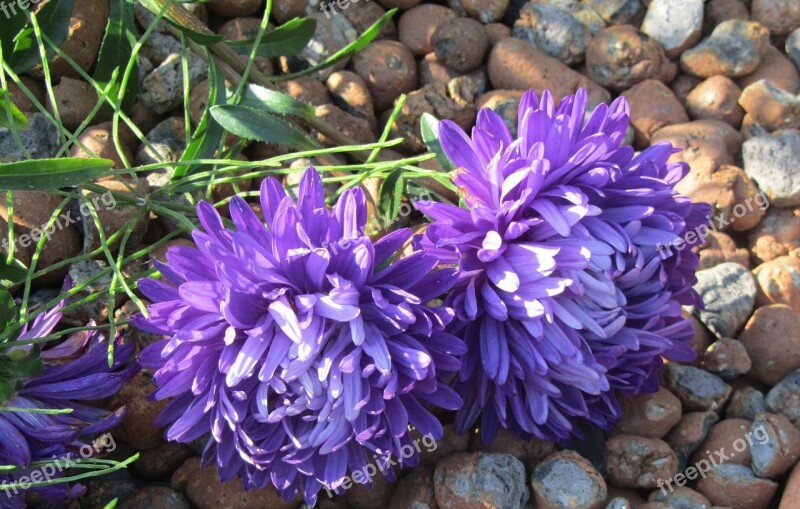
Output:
[
  {"xmin": 135, "ymin": 168, "xmax": 463, "ymax": 505},
  {"xmin": 0, "ymin": 290, "xmax": 137, "ymax": 508},
  {"xmin": 419, "ymin": 89, "xmax": 709, "ymax": 445}
]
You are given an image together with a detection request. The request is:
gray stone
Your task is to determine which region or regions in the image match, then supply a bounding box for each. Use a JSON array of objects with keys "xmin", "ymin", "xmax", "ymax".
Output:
[
  {"xmin": 532, "ymin": 0, "xmax": 606, "ymax": 34},
  {"xmin": 662, "ymin": 364, "xmax": 732, "ymax": 412},
  {"xmin": 641, "ymin": 0, "xmax": 704, "ymax": 59},
  {"xmin": 531, "ymin": 450, "xmax": 606, "ymax": 509},
  {"xmin": 788, "ymin": 28, "xmax": 800, "ymax": 71},
  {"xmin": 582, "ymin": 0, "xmax": 644, "ymax": 25},
  {"xmin": 64, "ymin": 259, "xmax": 125, "ymax": 326},
  {"xmin": 301, "ymin": 13, "xmax": 357, "ymax": 80},
  {"xmin": 0, "ymin": 113, "xmax": 59, "ymax": 163},
  {"xmin": 434, "ymin": 453, "xmax": 529, "ymax": 509},
  {"xmin": 140, "ymin": 32, "xmax": 182, "ymax": 66},
  {"xmin": 767, "ymin": 368, "xmax": 800, "ymax": 426},
  {"xmin": 605, "ymin": 498, "xmax": 631, "ymax": 509},
  {"xmin": 136, "ymin": 117, "xmax": 187, "ymax": 166},
  {"xmin": 513, "ymin": 3, "xmax": 591, "ymax": 64},
  {"xmin": 649, "ymin": 486, "xmax": 713, "ymax": 509},
  {"xmin": 693, "ymin": 262, "xmax": 757, "ymax": 337},
  {"xmin": 141, "ymin": 52, "xmax": 208, "ymax": 114},
  {"xmin": 742, "ymin": 130, "xmax": 800, "ymax": 207},
  {"xmin": 726, "ymin": 386, "xmax": 767, "ymax": 421}
]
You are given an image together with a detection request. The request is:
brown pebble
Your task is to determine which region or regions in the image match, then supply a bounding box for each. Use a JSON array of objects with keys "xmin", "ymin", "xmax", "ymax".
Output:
[
  {"xmin": 6, "ymin": 76, "xmax": 45, "ymax": 113},
  {"xmin": 434, "ymin": 453, "xmax": 528, "ymax": 509},
  {"xmin": 692, "ymin": 418, "xmax": 753, "ymax": 467},
  {"xmin": 342, "ymin": 1, "xmax": 398, "ymax": 40},
  {"xmin": 280, "ymin": 76, "xmax": 332, "ymax": 106},
  {"xmin": 116, "ymin": 371, "xmax": 168, "ymax": 450},
  {"xmin": 122, "ymin": 486, "xmax": 190, "ymax": 509},
  {"xmin": 207, "ymin": 0, "xmax": 261, "ymax": 18},
  {"xmin": 739, "ymin": 303, "xmax": 800, "ymax": 384},
  {"xmin": 667, "ymin": 411, "xmax": 720, "ymax": 469},
  {"xmin": 432, "ymin": 18, "xmax": 488, "ymax": 73},
  {"xmin": 326, "ymin": 70, "xmax": 376, "ymax": 126},
  {"xmin": 420, "ymin": 424, "xmax": 470, "ymax": 466},
  {"xmin": 751, "ymin": 0, "xmax": 800, "ymax": 37},
  {"xmin": 135, "ymin": 443, "xmax": 195, "ymax": 480},
  {"xmin": 171, "ymin": 457, "xmax": 201, "ymax": 493},
  {"xmin": 70, "ymin": 122, "xmax": 133, "ymax": 169},
  {"xmin": 648, "ymin": 486, "xmax": 712, "ymax": 508},
  {"xmin": 468, "ymin": 427, "xmax": 555, "ymax": 469},
  {"xmin": 81, "ymin": 177, "xmax": 150, "ymax": 253},
  {"xmin": 621, "ymin": 79, "xmax": 688, "ymax": 148},
  {"xmin": 388, "ymin": 468, "xmax": 436, "ymax": 509},
  {"xmin": 698, "ymin": 231, "xmax": 750, "ymax": 270},
  {"xmin": 48, "ymin": 77, "xmax": 108, "ymax": 131},
  {"xmin": 612, "ymin": 386, "xmax": 682, "ymax": 439},
  {"xmin": 696, "ymin": 464, "xmax": 777, "ymax": 509},
  {"xmin": 680, "ymin": 20, "xmax": 770, "ymax": 79},
  {"xmin": 705, "ymin": 0, "xmax": 750, "ymax": 29},
  {"xmin": 484, "ymin": 23, "xmax": 511, "ymax": 47},
  {"xmin": 606, "ymin": 435, "xmax": 678, "ymax": 489},
  {"xmin": 418, "ymin": 53, "xmax": 459, "ymax": 88},
  {"xmin": 585, "ymin": 25, "xmax": 668, "ymax": 92},
  {"xmin": 353, "ymin": 40, "xmax": 418, "ymax": 113},
  {"xmin": 739, "ymin": 79, "xmax": 800, "ymax": 132},
  {"xmin": 273, "ymin": 0, "xmax": 306, "ymax": 24},
  {"xmin": 702, "ymin": 338, "xmax": 752, "ymax": 379},
  {"xmin": 726, "ymin": 383, "xmax": 767, "ymax": 421},
  {"xmin": 737, "ymin": 45, "xmax": 800, "ymax": 94},
  {"xmin": 376, "ymin": 0, "xmax": 422, "ymax": 10},
  {"xmin": 780, "ymin": 458, "xmax": 800, "ymax": 508},
  {"xmin": 345, "ymin": 467, "xmax": 396, "ymax": 509},
  {"xmin": 651, "ymin": 120, "xmax": 742, "ymax": 168},
  {"xmin": 315, "ymin": 103, "xmax": 376, "ymax": 145},
  {"xmin": 671, "ymin": 74, "xmax": 703, "ymax": 106},
  {"xmin": 686, "ymin": 75, "xmax": 745, "ymax": 127},
  {"xmin": 751, "ymin": 412, "xmax": 800, "ymax": 477},
  {"xmin": 749, "ymin": 207, "xmax": 800, "ymax": 263},
  {"xmin": 217, "ymin": 18, "xmax": 273, "ymax": 76},
  {"xmin": 754, "ymin": 255, "xmax": 800, "ymax": 311},
  {"xmin": 398, "ymin": 5, "xmax": 456, "ymax": 57},
  {"xmin": 454, "ymin": 0, "xmax": 508, "ymax": 23},
  {"xmin": 186, "ymin": 463, "xmax": 300, "ymax": 509}
]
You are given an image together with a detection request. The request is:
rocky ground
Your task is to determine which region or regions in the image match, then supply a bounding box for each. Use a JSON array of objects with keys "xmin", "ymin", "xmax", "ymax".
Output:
[{"xmin": 5, "ymin": 0, "xmax": 800, "ymax": 508}]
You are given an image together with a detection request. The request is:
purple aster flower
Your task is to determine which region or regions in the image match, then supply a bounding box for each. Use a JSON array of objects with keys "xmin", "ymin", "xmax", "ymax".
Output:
[
  {"xmin": 134, "ymin": 168, "xmax": 463, "ymax": 505},
  {"xmin": 418, "ymin": 89, "xmax": 710, "ymax": 445},
  {"xmin": 0, "ymin": 290, "xmax": 137, "ymax": 508}
]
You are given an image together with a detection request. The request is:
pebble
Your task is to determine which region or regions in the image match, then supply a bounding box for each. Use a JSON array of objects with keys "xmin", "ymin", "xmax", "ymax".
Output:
[
  {"xmin": 683, "ymin": 162, "xmax": 765, "ymax": 232},
  {"xmin": 419, "ymin": 53, "xmax": 459, "ymax": 87},
  {"xmin": 70, "ymin": 122, "xmax": 134, "ymax": 169},
  {"xmin": 64, "ymin": 259, "xmax": 125, "ymax": 325},
  {"xmin": 651, "ymin": 119, "xmax": 742, "ymax": 168},
  {"xmin": 433, "ymin": 453, "xmax": 529, "ymax": 509},
  {"xmin": 606, "ymin": 435, "xmax": 678, "ymax": 489},
  {"xmin": 726, "ymin": 384, "xmax": 767, "ymax": 421},
  {"xmin": 789, "ymin": 29, "xmax": 800, "ymax": 71},
  {"xmin": 80, "ymin": 178, "xmax": 150, "ymax": 254},
  {"xmin": 702, "ymin": 338, "xmax": 752, "ymax": 379},
  {"xmin": 120, "ymin": 486, "xmax": 191, "ymax": 509},
  {"xmin": 530, "ymin": 450, "xmax": 607, "ymax": 509},
  {"xmin": 621, "ymin": 79, "xmax": 688, "ymax": 148},
  {"xmin": 742, "ymin": 130, "xmax": 800, "ymax": 207},
  {"xmin": 217, "ymin": 18, "xmax": 273, "ymax": 76},
  {"xmin": 749, "ymin": 207, "xmax": 800, "ymax": 263},
  {"xmin": 737, "ymin": 46, "xmax": 800, "ymax": 94},
  {"xmin": 753, "ymin": 256, "xmax": 800, "ymax": 312},
  {"xmin": 0, "ymin": 112, "xmax": 60, "ymax": 163},
  {"xmin": 420, "ymin": 424, "xmax": 471, "ymax": 466},
  {"xmin": 377, "ymin": 0, "xmax": 422, "ymax": 10},
  {"xmin": 766, "ymin": 368, "xmax": 800, "ymax": 426},
  {"xmin": 273, "ymin": 0, "xmax": 305, "ymax": 23},
  {"xmin": 513, "ymin": 2, "xmax": 591, "ymax": 65},
  {"xmin": 585, "ymin": 25, "xmax": 668, "ymax": 91},
  {"xmin": 326, "ymin": 70, "xmax": 376, "ymax": 128},
  {"xmin": 697, "ymin": 231, "xmax": 750, "ymax": 271},
  {"xmin": 302, "ymin": 13, "xmax": 358, "ymax": 80},
  {"xmin": 739, "ymin": 303, "xmax": 800, "ymax": 384},
  {"xmin": 82, "ymin": 476, "xmax": 140, "ymax": 509},
  {"xmin": 353, "ymin": 40, "xmax": 419, "ymax": 112},
  {"xmin": 690, "ymin": 315, "xmax": 713, "ymax": 364},
  {"xmin": 693, "ymin": 262, "xmax": 757, "ymax": 338},
  {"xmin": 704, "ymin": 0, "xmax": 750, "ymax": 29},
  {"xmin": 398, "ymin": 5, "xmax": 457, "ymax": 57},
  {"xmin": 487, "ymin": 37, "xmax": 610, "ymax": 105},
  {"xmin": 477, "ymin": 90, "xmax": 523, "ymax": 136},
  {"xmin": 611, "ymin": 387, "xmax": 683, "ymax": 439},
  {"xmin": 450, "ymin": 0, "xmax": 509, "ymax": 23},
  {"xmin": 314, "ymin": 104, "xmax": 376, "ymax": 145},
  {"xmin": 485, "ymin": 23, "xmax": 512, "ymax": 46},
  {"xmin": 692, "ymin": 418, "xmax": 753, "ymax": 467},
  {"xmin": 582, "ymin": 0, "xmax": 644, "ymax": 26},
  {"xmin": 186, "ymin": 464, "xmax": 300, "ymax": 509},
  {"xmin": 533, "ymin": 0, "xmax": 606, "ymax": 35},
  {"xmin": 344, "ymin": 468, "xmax": 397, "ymax": 509},
  {"xmin": 48, "ymin": 77, "xmax": 109, "ymax": 131},
  {"xmin": 136, "ymin": 117, "xmax": 188, "ymax": 166},
  {"xmin": 140, "ymin": 32, "xmax": 182, "ymax": 67},
  {"xmin": 207, "ymin": 0, "xmax": 261, "ymax": 17},
  {"xmin": 116, "ymin": 371, "xmax": 169, "ymax": 450},
  {"xmin": 134, "ymin": 443, "xmax": 196, "ymax": 480},
  {"xmin": 661, "ymin": 363, "xmax": 732, "ymax": 412},
  {"xmin": 141, "ymin": 51, "xmax": 208, "ymax": 114},
  {"xmin": 641, "ymin": 0, "xmax": 704, "ymax": 59},
  {"xmin": 780, "ymin": 459, "xmax": 800, "ymax": 508},
  {"xmin": 343, "ymin": 1, "xmax": 398, "ymax": 40},
  {"xmin": 469, "ymin": 428, "xmax": 555, "ymax": 469},
  {"xmin": 667, "ymin": 411, "xmax": 720, "ymax": 470},
  {"xmin": 680, "ymin": 20, "xmax": 770, "ymax": 78},
  {"xmin": 739, "ymin": 79, "xmax": 800, "ymax": 132},
  {"xmin": 671, "ymin": 74, "xmax": 703, "ymax": 106},
  {"xmin": 171, "ymin": 457, "xmax": 201, "ymax": 493},
  {"xmin": 696, "ymin": 464, "xmax": 778, "ymax": 509},
  {"xmin": 432, "ymin": 17, "xmax": 488, "ymax": 73},
  {"xmin": 388, "ymin": 468, "xmax": 437, "ymax": 509},
  {"xmin": 751, "ymin": 0, "xmax": 800, "ymax": 38},
  {"xmin": 686, "ymin": 76, "xmax": 745, "ymax": 127},
  {"xmin": 281, "ymin": 76, "xmax": 332, "ymax": 106},
  {"xmin": 751, "ymin": 412, "xmax": 800, "ymax": 478},
  {"xmin": 647, "ymin": 487, "xmax": 712, "ymax": 509}
]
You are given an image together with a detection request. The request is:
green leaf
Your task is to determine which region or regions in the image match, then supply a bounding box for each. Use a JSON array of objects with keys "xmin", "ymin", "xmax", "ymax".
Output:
[
  {"xmin": 378, "ymin": 168, "xmax": 405, "ymax": 221},
  {"xmin": 9, "ymin": 0, "xmax": 76, "ymax": 74},
  {"xmin": 101, "ymin": 500, "xmax": 119, "ymax": 509},
  {"xmin": 0, "ymin": 379, "xmax": 12, "ymax": 406},
  {"xmin": 0, "ymin": 158, "xmax": 114, "ymax": 190},
  {"xmin": 227, "ymin": 17, "xmax": 316, "ymax": 58},
  {"xmin": 0, "ymin": 259, "xmax": 28, "ymax": 290},
  {"xmin": 0, "ymin": 0, "xmax": 30, "ymax": 62},
  {"xmin": 0, "ymin": 347, "xmax": 42, "ymax": 379},
  {"xmin": 94, "ymin": 0, "xmax": 139, "ymax": 111},
  {"xmin": 172, "ymin": 56, "xmax": 227, "ymax": 182},
  {"xmin": 0, "ymin": 90, "xmax": 28, "ymax": 131},
  {"xmin": 275, "ymin": 9, "xmax": 397, "ymax": 81},
  {"xmin": 420, "ymin": 113, "xmax": 455, "ymax": 172},
  {"xmin": 0, "ymin": 290, "xmax": 17, "ymax": 334},
  {"xmin": 209, "ymin": 105, "xmax": 316, "ymax": 150},
  {"xmin": 238, "ymin": 84, "xmax": 316, "ymax": 122},
  {"xmin": 137, "ymin": 0, "xmax": 223, "ymax": 46}
]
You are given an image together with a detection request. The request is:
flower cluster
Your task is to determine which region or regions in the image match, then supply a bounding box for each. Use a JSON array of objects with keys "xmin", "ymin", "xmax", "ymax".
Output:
[
  {"xmin": 0, "ymin": 292, "xmax": 137, "ymax": 508},
  {"xmin": 418, "ymin": 89, "xmax": 709, "ymax": 444},
  {"xmin": 135, "ymin": 169, "xmax": 463, "ymax": 505}
]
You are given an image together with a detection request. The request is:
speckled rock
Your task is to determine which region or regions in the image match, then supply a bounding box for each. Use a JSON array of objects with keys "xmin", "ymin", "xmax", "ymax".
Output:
[
  {"xmin": 697, "ymin": 231, "xmax": 750, "ymax": 270},
  {"xmin": 753, "ymin": 256, "xmax": 800, "ymax": 312},
  {"xmin": 702, "ymin": 338, "xmax": 752, "ymax": 379},
  {"xmin": 389, "ymin": 468, "xmax": 437, "ymax": 509},
  {"xmin": 641, "ymin": 0, "xmax": 704, "ymax": 58},
  {"xmin": 742, "ymin": 130, "xmax": 800, "ymax": 207},
  {"xmin": 686, "ymin": 76, "xmax": 745, "ymax": 126},
  {"xmin": 434, "ymin": 453, "xmax": 529, "ymax": 509},
  {"xmin": 661, "ymin": 364, "xmax": 732, "ymax": 412},
  {"xmin": 513, "ymin": 2, "xmax": 591, "ymax": 64},
  {"xmin": 680, "ymin": 20, "xmax": 770, "ymax": 78},
  {"xmin": 449, "ymin": 0, "xmax": 509, "ymax": 23},
  {"xmin": 692, "ymin": 418, "xmax": 753, "ymax": 467},
  {"xmin": 488, "ymin": 37, "xmax": 610, "ymax": 105},
  {"xmin": 0, "ymin": 113, "xmax": 60, "ymax": 163},
  {"xmin": 398, "ymin": 5, "xmax": 457, "ymax": 56},
  {"xmin": 726, "ymin": 384, "xmax": 767, "ymax": 421},
  {"xmin": 737, "ymin": 46, "xmax": 800, "ymax": 94},
  {"xmin": 141, "ymin": 51, "xmax": 207, "ymax": 114},
  {"xmin": 621, "ymin": 79, "xmax": 688, "ymax": 147},
  {"xmin": 751, "ymin": 0, "xmax": 800, "ymax": 37},
  {"xmin": 353, "ymin": 40, "xmax": 418, "ymax": 112},
  {"xmin": 585, "ymin": 25, "xmax": 668, "ymax": 91},
  {"xmin": 606, "ymin": 435, "xmax": 678, "ymax": 489},
  {"xmin": 749, "ymin": 207, "xmax": 800, "ymax": 263},
  {"xmin": 650, "ymin": 119, "xmax": 742, "ymax": 168},
  {"xmin": 693, "ymin": 262, "xmax": 757, "ymax": 337},
  {"xmin": 696, "ymin": 464, "xmax": 777, "ymax": 509},
  {"xmin": 647, "ymin": 487, "xmax": 712, "ymax": 509},
  {"xmin": 611, "ymin": 387, "xmax": 682, "ymax": 439},
  {"xmin": 750, "ymin": 412, "xmax": 800, "ymax": 478},
  {"xmin": 301, "ymin": 13, "xmax": 357, "ymax": 80},
  {"xmin": 432, "ymin": 17, "xmax": 488, "ymax": 73},
  {"xmin": 583, "ymin": 0, "xmax": 644, "ymax": 25},
  {"xmin": 63, "ymin": 259, "xmax": 124, "ymax": 325},
  {"xmin": 531, "ymin": 450, "xmax": 607, "ymax": 509},
  {"xmin": 739, "ymin": 303, "xmax": 800, "ymax": 384},
  {"xmin": 136, "ymin": 117, "xmax": 187, "ymax": 166},
  {"xmin": 766, "ymin": 368, "xmax": 800, "ymax": 426},
  {"xmin": 667, "ymin": 411, "xmax": 720, "ymax": 469}
]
